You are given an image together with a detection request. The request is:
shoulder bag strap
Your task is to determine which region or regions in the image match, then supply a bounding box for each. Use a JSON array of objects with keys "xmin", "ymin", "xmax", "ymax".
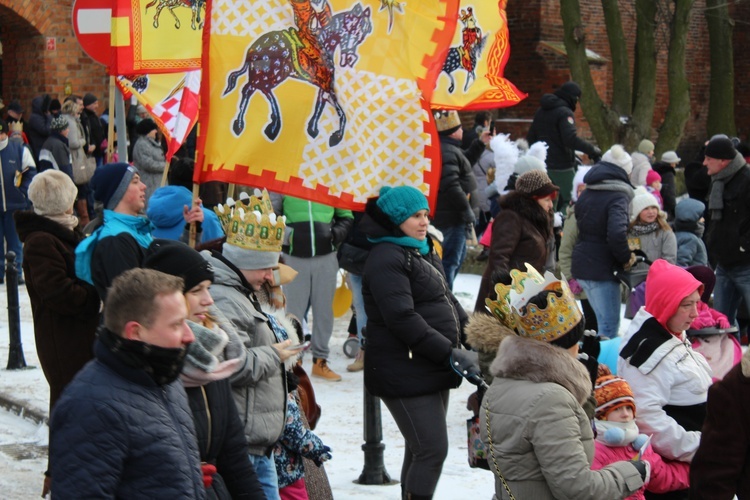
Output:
[{"xmin": 484, "ymin": 401, "xmax": 517, "ymax": 500}]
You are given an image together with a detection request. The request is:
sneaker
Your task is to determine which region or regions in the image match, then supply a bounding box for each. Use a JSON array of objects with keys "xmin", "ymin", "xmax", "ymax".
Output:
[
  {"xmin": 347, "ymin": 350, "xmax": 364, "ymax": 372},
  {"xmin": 312, "ymin": 358, "xmax": 342, "ymax": 381}
]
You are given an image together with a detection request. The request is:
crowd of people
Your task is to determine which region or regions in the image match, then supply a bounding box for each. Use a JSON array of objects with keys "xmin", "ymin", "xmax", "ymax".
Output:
[{"xmin": 1, "ymin": 83, "xmax": 749, "ymax": 500}]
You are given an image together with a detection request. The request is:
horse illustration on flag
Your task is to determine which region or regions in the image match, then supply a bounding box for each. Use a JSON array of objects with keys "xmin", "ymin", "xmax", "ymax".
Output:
[
  {"xmin": 222, "ymin": 0, "xmax": 372, "ymax": 147},
  {"xmin": 145, "ymin": 0, "xmax": 206, "ymax": 30},
  {"xmin": 441, "ymin": 7, "xmax": 488, "ymax": 93}
]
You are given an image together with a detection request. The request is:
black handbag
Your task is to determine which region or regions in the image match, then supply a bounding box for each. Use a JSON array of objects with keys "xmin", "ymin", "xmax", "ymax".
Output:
[{"xmin": 337, "ymin": 242, "xmax": 369, "ymax": 275}]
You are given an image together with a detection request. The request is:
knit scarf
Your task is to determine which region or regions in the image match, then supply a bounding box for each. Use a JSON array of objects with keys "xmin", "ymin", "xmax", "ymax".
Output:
[
  {"xmin": 45, "ymin": 213, "xmax": 79, "ymax": 231},
  {"xmin": 368, "ymin": 235, "xmax": 430, "ymax": 255},
  {"xmin": 629, "ymin": 221, "xmax": 658, "ymax": 237},
  {"xmin": 75, "ymin": 209, "xmax": 154, "ymax": 284},
  {"xmin": 584, "ymin": 180, "xmax": 635, "ymax": 200},
  {"xmin": 708, "ymin": 154, "xmax": 745, "ymax": 221}
]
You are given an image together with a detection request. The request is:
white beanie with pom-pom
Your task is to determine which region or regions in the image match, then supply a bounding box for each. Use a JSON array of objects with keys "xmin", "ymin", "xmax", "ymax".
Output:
[{"xmin": 602, "ymin": 144, "xmax": 633, "ymax": 175}]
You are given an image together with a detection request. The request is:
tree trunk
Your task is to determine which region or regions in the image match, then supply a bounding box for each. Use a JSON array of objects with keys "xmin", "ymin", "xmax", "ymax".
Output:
[
  {"xmin": 601, "ymin": 0, "xmax": 630, "ymax": 116},
  {"xmin": 657, "ymin": 0, "xmax": 694, "ymax": 155},
  {"xmin": 559, "ymin": 0, "xmax": 618, "ymax": 148},
  {"xmin": 630, "ymin": 0, "xmax": 658, "ymax": 146},
  {"xmin": 705, "ymin": 0, "xmax": 736, "ymax": 137}
]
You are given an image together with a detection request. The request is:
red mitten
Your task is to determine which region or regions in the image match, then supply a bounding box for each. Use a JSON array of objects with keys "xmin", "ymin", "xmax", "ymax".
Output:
[
  {"xmin": 568, "ymin": 278, "xmax": 583, "ymax": 296},
  {"xmin": 201, "ymin": 463, "xmax": 217, "ymax": 488}
]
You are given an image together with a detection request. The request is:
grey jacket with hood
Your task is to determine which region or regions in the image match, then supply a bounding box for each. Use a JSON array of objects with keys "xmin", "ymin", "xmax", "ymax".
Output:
[
  {"xmin": 481, "ymin": 335, "xmax": 644, "ymax": 499},
  {"xmin": 202, "ymin": 250, "xmax": 287, "ymax": 456}
]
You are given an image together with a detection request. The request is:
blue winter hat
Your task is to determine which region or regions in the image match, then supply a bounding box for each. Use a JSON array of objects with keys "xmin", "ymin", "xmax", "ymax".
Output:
[
  {"xmin": 91, "ymin": 162, "xmax": 139, "ymax": 210},
  {"xmin": 376, "ymin": 186, "xmax": 429, "ymax": 225}
]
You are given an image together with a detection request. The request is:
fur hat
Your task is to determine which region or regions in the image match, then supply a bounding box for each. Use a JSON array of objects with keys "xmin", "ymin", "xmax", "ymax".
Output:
[
  {"xmin": 136, "ymin": 118, "xmax": 158, "ymax": 136},
  {"xmin": 638, "ymin": 139, "xmax": 655, "ymax": 155},
  {"xmin": 661, "ymin": 151, "xmax": 681, "ymax": 164},
  {"xmin": 645, "ymin": 170, "xmax": 662, "ymax": 186},
  {"xmin": 376, "ymin": 185, "xmax": 429, "ymax": 226},
  {"xmin": 515, "ymin": 170, "xmax": 559, "ymax": 199},
  {"xmin": 28, "ymin": 170, "xmax": 78, "ymax": 216},
  {"xmin": 571, "ymin": 166, "xmax": 592, "ymax": 203},
  {"xmin": 602, "ymin": 145, "xmax": 633, "ymax": 175},
  {"xmin": 433, "ymin": 110, "xmax": 461, "ymax": 136},
  {"xmin": 83, "ymin": 93, "xmax": 98, "ymax": 107},
  {"xmin": 91, "ymin": 162, "xmax": 139, "ymax": 210},
  {"xmin": 514, "ymin": 142, "xmax": 548, "ymax": 175},
  {"xmin": 595, "ymin": 374, "xmax": 636, "ymax": 420},
  {"xmin": 630, "ymin": 187, "xmax": 661, "ymax": 221},
  {"xmin": 144, "ymin": 240, "xmax": 215, "ymax": 292},
  {"xmin": 704, "ymin": 137, "xmax": 737, "ymax": 160},
  {"xmin": 51, "ymin": 115, "xmax": 69, "ymax": 132}
]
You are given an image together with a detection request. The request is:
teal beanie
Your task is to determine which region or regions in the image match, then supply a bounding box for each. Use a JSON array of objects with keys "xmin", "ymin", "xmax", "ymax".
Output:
[{"xmin": 376, "ymin": 186, "xmax": 429, "ymax": 225}]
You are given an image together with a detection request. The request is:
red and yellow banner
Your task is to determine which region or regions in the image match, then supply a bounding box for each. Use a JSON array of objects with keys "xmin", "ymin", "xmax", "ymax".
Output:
[
  {"xmin": 431, "ymin": 0, "xmax": 526, "ymax": 110},
  {"xmin": 195, "ymin": 0, "xmax": 460, "ymax": 211},
  {"xmin": 111, "ymin": 0, "xmax": 202, "ymax": 74}
]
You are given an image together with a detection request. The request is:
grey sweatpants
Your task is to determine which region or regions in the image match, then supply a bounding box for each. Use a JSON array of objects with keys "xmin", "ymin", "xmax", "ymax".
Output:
[{"xmin": 282, "ymin": 252, "xmax": 339, "ymax": 360}]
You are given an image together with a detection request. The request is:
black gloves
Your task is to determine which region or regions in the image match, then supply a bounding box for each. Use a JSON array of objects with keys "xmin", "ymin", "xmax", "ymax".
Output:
[
  {"xmin": 449, "ymin": 348, "xmax": 484, "ymax": 387},
  {"xmin": 590, "ymin": 146, "xmax": 602, "ymax": 163},
  {"xmin": 578, "ymin": 329, "xmax": 600, "ymax": 388},
  {"xmin": 632, "ymin": 460, "xmax": 651, "ymax": 484}
]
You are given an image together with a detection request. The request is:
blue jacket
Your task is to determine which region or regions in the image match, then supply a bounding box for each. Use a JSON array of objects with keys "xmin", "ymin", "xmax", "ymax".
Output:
[
  {"xmin": 1, "ymin": 139, "xmax": 35, "ymax": 212},
  {"xmin": 50, "ymin": 336, "xmax": 206, "ymax": 499},
  {"xmin": 147, "ymin": 185, "xmax": 224, "ymax": 243},
  {"xmin": 572, "ymin": 162, "xmax": 634, "ymax": 281}
]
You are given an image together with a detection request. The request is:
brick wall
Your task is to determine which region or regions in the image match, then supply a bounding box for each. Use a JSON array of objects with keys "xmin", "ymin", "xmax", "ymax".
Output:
[{"xmin": 0, "ymin": 0, "xmax": 109, "ymax": 117}]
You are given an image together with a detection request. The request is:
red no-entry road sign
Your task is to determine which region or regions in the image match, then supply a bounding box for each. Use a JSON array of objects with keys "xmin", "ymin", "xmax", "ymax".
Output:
[{"xmin": 72, "ymin": 0, "xmax": 112, "ymax": 67}]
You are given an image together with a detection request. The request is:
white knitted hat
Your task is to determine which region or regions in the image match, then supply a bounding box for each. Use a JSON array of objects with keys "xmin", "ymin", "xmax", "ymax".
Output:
[
  {"xmin": 630, "ymin": 187, "xmax": 661, "ymax": 221},
  {"xmin": 602, "ymin": 145, "xmax": 633, "ymax": 175},
  {"xmin": 28, "ymin": 170, "xmax": 78, "ymax": 216}
]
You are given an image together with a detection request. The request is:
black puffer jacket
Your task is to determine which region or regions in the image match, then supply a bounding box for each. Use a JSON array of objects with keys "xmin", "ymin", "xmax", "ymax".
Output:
[
  {"xmin": 361, "ymin": 200, "xmax": 467, "ymax": 398},
  {"xmin": 572, "ymin": 162, "xmax": 634, "ymax": 281},
  {"xmin": 527, "ymin": 93, "xmax": 599, "ymax": 171},
  {"xmin": 433, "ymin": 136, "xmax": 477, "ymax": 228},
  {"xmin": 705, "ymin": 154, "xmax": 750, "ymax": 268},
  {"xmin": 186, "ymin": 380, "xmax": 265, "ymax": 500}
]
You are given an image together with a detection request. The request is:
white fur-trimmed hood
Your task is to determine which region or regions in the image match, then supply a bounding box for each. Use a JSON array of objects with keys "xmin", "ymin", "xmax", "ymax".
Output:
[{"xmin": 489, "ymin": 335, "xmax": 592, "ymax": 405}]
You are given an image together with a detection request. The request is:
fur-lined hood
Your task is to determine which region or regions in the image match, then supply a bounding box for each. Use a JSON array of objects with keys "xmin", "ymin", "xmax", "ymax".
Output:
[
  {"xmin": 489, "ymin": 335, "xmax": 592, "ymax": 405},
  {"xmin": 499, "ymin": 190, "xmax": 553, "ymax": 238},
  {"xmin": 464, "ymin": 312, "xmax": 515, "ymax": 353}
]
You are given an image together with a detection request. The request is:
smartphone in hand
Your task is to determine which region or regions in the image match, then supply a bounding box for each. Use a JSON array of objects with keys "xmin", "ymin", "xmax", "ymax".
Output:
[{"xmin": 289, "ymin": 341, "xmax": 311, "ymax": 351}]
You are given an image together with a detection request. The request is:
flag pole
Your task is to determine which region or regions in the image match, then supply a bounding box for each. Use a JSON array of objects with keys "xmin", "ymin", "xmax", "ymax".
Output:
[
  {"xmin": 189, "ymin": 183, "xmax": 200, "ymax": 248},
  {"xmin": 106, "ymin": 77, "xmax": 116, "ymax": 163}
]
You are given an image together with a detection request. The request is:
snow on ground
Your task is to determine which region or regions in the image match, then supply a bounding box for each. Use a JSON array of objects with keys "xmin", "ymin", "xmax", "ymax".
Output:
[{"xmin": 0, "ymin": 274, "xmax": 497, "ymax": 499}]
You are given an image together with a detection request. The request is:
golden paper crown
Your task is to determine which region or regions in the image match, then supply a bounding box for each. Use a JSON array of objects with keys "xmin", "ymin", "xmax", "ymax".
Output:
[
  {"xmin": 214, "ymin": 189, "xmax": 286, "ymax": 253},
  {"xmin": 433, "ymin": 109, "xmax": 461, "ymax": 133},
  {"xmin": 485, "ymin": 263, "xmax": 582, "ymax": 343}
]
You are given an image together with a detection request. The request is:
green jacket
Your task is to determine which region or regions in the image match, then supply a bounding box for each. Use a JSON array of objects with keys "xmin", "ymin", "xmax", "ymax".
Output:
[{"xmin": 276, "ymin": 196, "xmax": 353, "ymax": 257}]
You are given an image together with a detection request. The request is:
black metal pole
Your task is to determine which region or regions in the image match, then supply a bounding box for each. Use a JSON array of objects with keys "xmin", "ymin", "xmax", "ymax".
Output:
[
  {"xmin": 356, "ymin": 385, "xmax": 395, "ymax": 485},
  {"xmin": 6, "ymin": 251, "xmax": 26, "ymax": 370}
]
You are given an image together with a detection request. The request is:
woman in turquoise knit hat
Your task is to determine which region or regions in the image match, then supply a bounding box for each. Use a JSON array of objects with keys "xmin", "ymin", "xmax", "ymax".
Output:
[{"xmin": 359, "ymin": 185, "xmax": 481, "ymax": 500}]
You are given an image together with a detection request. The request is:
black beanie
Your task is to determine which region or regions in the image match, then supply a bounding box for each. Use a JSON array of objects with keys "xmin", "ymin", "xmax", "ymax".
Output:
[
  {"xmin": 136, "ymin": 118, "xmax": 158, "ymax": 136},
  {"xmin": 554, "ymin": 81, "xmax": 582, "ymax": 109},
  {"xmin": 144, "ymin": 240, "xmax": 215, "ymax": 292},
  {"xmin": 83, "ymin": 93, "xmax": 98, "ymax": 107},
  {"xmin": 704, "ymin": 137, "xmax": 737, "ymax": 160}
]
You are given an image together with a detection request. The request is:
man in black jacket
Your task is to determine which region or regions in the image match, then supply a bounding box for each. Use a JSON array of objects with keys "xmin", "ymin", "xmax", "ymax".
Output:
[
  {"xmin": 527, "ymin": 81, "xmax": 601, "ymax": 209},
  {"xmin": 703, "ymin": 137, "xmax": 750, "ymax": 328},
  {"xmin": 82, "ymin": 93, "xmax": 106, "ymax": 166}
]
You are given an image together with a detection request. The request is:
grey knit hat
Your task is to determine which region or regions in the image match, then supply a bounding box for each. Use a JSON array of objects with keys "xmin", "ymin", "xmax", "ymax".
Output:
[{"xmin": 221, "ymin": 242, "xmax": 280, "ymax": 270}]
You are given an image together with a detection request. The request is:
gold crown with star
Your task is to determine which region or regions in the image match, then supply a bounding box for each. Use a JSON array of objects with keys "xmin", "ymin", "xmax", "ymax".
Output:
[
  {"xmin": 485, "ymin": 263, "xmax": 582, "ymax": 342},
  {"xmin": 214, "ymin": 189, "xmax": 286, "ymax": 253}
]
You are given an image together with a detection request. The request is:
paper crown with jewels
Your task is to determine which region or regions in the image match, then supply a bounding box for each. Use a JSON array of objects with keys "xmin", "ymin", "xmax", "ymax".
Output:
[
  {"xmin": 485, "ymin": 263, "xmax": 582, "ymax": 343},
  {"xmin": 433, "ymin": 109, "xmax": 462, "ymax": 133},
  {"xmin": 214, "ymin": 189, "xmax": 286, "ymax": 253}
]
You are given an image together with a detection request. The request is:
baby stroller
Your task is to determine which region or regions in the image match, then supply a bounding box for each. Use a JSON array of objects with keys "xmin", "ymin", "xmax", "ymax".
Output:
[{"xmin": 613, "ymin": 250, "xmax": 651, "ymax": 320}]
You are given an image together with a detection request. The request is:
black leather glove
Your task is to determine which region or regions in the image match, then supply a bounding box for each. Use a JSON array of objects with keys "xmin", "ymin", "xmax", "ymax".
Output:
[
  {"xmin": 580, "ymin": 329, "xmax": 600, "ymax": 360},
  {"xmin": 632, "ymin": 460, "xmax": 651, "ymax": 484},
  {"xmin": 577, "ymin": 353, "xmax": 598, "ymax": 389},
  {"xmin": 590, "ymin": 146, "xmax": 602, "ymax": 163},
  {"xmin": 449, "ymin": 348, "xmax": 482, "ymax": 385}
]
